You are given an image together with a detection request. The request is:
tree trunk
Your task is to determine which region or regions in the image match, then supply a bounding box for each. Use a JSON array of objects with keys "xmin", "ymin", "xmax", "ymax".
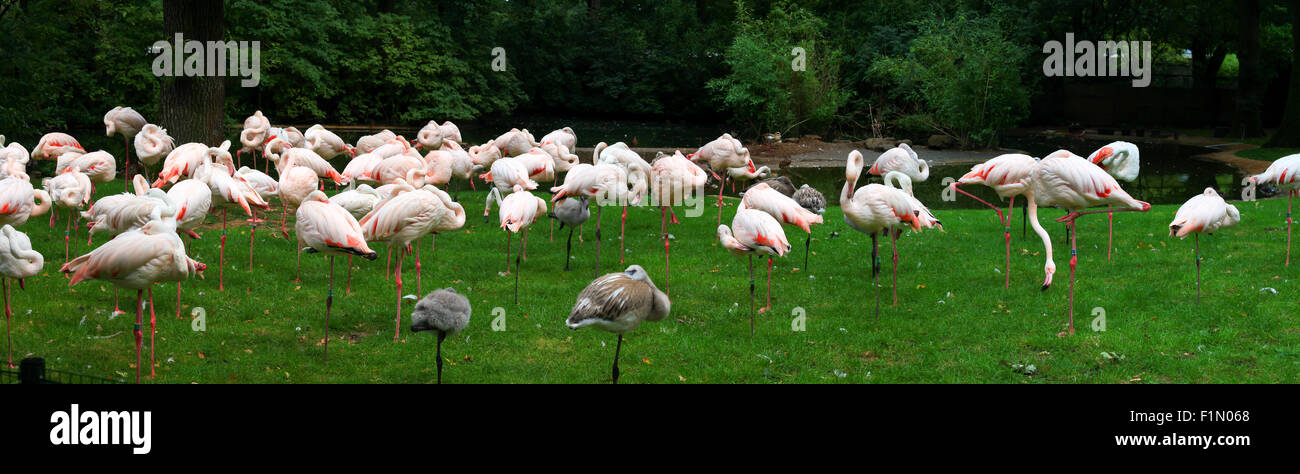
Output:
[
  {"xmin": 1235, "ymin": 0, "xmax": 1264, "ymax": 138},
  {"xmin": 588, "ymin": 0, "xmax": 600, "ymax": 20},
  {"xmin": 1267, "ymin": 0, "xmax": 1300, "ymax": 147},
  {"xmin": 159, "ymin": 0, "xmax": 225, "ymax": 146}
]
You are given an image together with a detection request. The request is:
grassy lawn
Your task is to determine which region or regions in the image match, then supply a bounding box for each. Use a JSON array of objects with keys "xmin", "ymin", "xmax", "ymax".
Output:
[
  {"xmin": 1236, "ymin": 147, "xmax": 1300, "ymax": 162},
  {"xmin": 6, "ymin": 178, "xmax": 1300, "ymax": 384}
]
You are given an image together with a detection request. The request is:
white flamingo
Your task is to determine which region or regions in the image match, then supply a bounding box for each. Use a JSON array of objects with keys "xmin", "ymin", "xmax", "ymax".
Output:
[
  {"xmin": 1169, "ymin": 188, "xmax": 1240, "ymax": 302},
  {"xmin": 0, "ymin": 225, "xmax": 42, "ymax": 368}
]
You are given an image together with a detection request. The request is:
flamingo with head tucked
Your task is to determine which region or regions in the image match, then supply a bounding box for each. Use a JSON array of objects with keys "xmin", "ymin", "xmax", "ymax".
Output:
[
  {"xmin": 595, "ymin": 142, "xmax": 651, "ymax": 264},
  {"xmin": 689, "ymin": 134, "xmax": 751, "ymax": 224},
  {"xmin": 105, "ymin": 106, "xmax": 147, "ymax": 184},
  {"xmin": 239, "ymin": 110, "xmax": 272, "ymax": 169},
  {"xmin": 1245, "ymin": 154, "xmax": 1300, "ymax": 266},
  {"xmin": 737, "ymin": 181, "xmax": 823, "ymax": 311},
  {"xmin": 133, "ymin": 124, "xmax": 175, "ymax": 181},
  {"xmin": 1169, "ymin": 188, "xmax": 1240, "ymax": 303},
  {"xmin": 0, "ymin": 225, "xmax": 43, "ymax": 368},
  {"xmin": 551, "ymin": 163, "xmax": 630, "ymax": 277},
  {"xmin": 30, "ymin": 133, "xmax": 83, "ymax": 162},
  {"xmin": 43, "ymin": 167, "xmax": 92, "ymax": 263},
  {"xmin": 565, "ymin": 264, "xmax": 670, "ymax": 384},
  {"xmin": 650, "ymin": 151, "xmax": 707, "ymax": 293},
  {"xmin": 0, "ymin": 141, "xmax": 30, "ymax": 180},
  {"xmin": 296, "ymin": 190, "xmax": 378, "ymax": 363},
  {"xmin": 1087, "ymin": 141, "xmax": 1141, "ymax": 260},
  {"xmin": 0, "ymin": 174, "xmax": 52, "ymax": 228},
  {"xmin": 1025, "ymin": 150, "xmax": 1150, "ymax": 335},
  {"xmin": 718, "ymin": 208, "xmax": 789, "ymax": 334},
  {"xmin": 492, "ymin": 186, "xmax": 547, "ymax": 303}
]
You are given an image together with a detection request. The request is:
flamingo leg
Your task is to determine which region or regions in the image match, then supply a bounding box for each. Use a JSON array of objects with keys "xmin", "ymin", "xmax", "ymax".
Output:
[
  {"xmin": 148, "ymin": 288, "xmax": 156, "ymax": 378},
  {"xmin": 514, "ymin": 231, "xmax": 523, "ymax": 305},
  {"xmin": 415, "ymin": 236, "xmax": 422, "ymax": 296},
  {"xmin": 294, "ymin": 238, "xmax": 302, "ymax": 284},
  {"xmin": 505, "ymin": 231, "xmax": 512, "ymax": 274},
  {"xmin": 716, "ymin": 176, "xmax": 726, "ymax": 225},
  {"xmin": 134, "ymin": 289, "xmax": 143, "ymax": 384},
  {"xmin": 4, "ymin": 279, "xmax": 11, "ymax": 369},
  {"xmin": 114, "ymin": 289, "xmax": 121, "ymax": 316},
  {"xmin": 611, "ymin": 333, "xmax": 622, "ymax": 385},
  {"xmin": 249, "ymin": 210, "xmax": 257, "ymax": 271},
  {"xmin": 64, "ymin": 211, "xmax": 70, "ymax": 266},
  {"xmin": 1195, "ymin": 233, "xmax": 1202, "ymax": 304},
  {"xmin": 394, "ymin": 247, "xmax": 404, "ymax": 341},
  {"xmin": 594, "ymin": 205, "xmax": 603, "ymax": 277},
  {"xmin": 280, "ymin": 200, "xmax": 289, "ymax": 241},
  {"xmin": 346, "ymin": 255, "xmax": 353, "ymax": 294},
  {"xmin": 1288, "ymin": 190, "xmax": 1294, "ymax": 266},
  {"xmin": 763, "ymin": 256, "xmax": 773, "ymax": 312},
  {"xmin": 1107, "ymin": 204, "xmax": 1114, "ymax": 261},
  {"xmin": 564, "ymin": 228, "xmax": 574, "ymax": 271},
  {"xmin": 175, "ymin": 281, "xmax": 182, "ymax": 319},
  {"xmin": 124, "ymin": 136, "xmax": 132, "ymax": 186},
  {"xmin": 662, "ymin": 207, "xmax": 671, "ymax": 298},
  {"xmin": 804, "ymin": 232, "xmax": 811, "ymax": 271},
  {"xmin": 325, "ymin": 256, "xmax": 333, "ymax": 365},
  {"xmin": 436, "ymin": 331, "xmax": 446, "ymax": 384},
  {"xmin": 220, "ymin": 207, "xmax": 226, "ymax": 291},
  {"xmin": 1006, "ymin": 196, "xmax": 1014, "ymax": 289},
  {"xmin": 872, "ymin": 232, "xmax": 880, "ymax": 323},
  {"xmin": 1067, "ymin": 219, "xmax": 1078, "ymax": 335},
  {"xmin": 619, "ymin": 203, "xmax": 626, "ymax": 264},
  {"xmin": 385, "ymin": 243, "xmax": 392, "ymax": 280}
]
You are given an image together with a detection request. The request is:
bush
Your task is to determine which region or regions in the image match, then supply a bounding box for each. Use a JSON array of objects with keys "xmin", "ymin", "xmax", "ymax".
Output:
[
  {"xmin": 868, "ymin": 11, "xmax": 1031, "ymax": 149},
  {"xmin": 707, "ymin": 1, "xmax": 850, "ymax": 138}
]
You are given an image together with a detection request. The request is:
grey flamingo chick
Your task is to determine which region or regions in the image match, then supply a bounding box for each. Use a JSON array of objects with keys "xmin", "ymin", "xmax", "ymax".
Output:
[
  {"xmin": 410, "ymin": 288, "xmax": 472, "ymax": 384},
  {"xmin": 549, "ymin": 195, "xmax": 590, "ymax": 271}
]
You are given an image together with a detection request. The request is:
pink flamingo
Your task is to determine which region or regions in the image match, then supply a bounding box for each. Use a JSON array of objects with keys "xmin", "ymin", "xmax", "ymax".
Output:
[
  {"xmin": 738, "ymin": 181, "xmax": 823, "ymax": 311},
  {"xmin": 29, "ymin": 133, "xmax": 83, "ymax": 162},
  {"xmin": 238, "ymin": 111, "xmax": 272, "ymax": 169},
  {"xmin": 330, "ymin": 184, "xmax": 382, "ymax": 293},
  {"xmin": 359, "ymin": 185, "xmax": 466, "ymax": 341},
  {"xmin": 194, "ymin": 157, "xmax": 268, "ymax": 291},
  {"xmin": 133, "ymin": 124, "xmax": 175, "ymax": 181},
  {"xmin": 688, "ymin": 134, "xmax": 751, "ymax": 224},
  {"xmin": 1245, "ymin": 154, "xmax": 1300, "ymax": 266},
  {"xmin": 718, "ymin": 208, "xmax": 789, "ymax": 334},
  {"xmin": 841, "ymin": 151, "xmax": 942, "ymax": 321},
  {"xmin": 62, "ymin": 213, "xmax": 205, "ymax": 383},
  {"xmin": 481, "ymin": 156, "xmax": 539, "ymax": 221},
  {"xmin": 491, "ymin": 186, "xmax": 547, "ymax": 303},
  {"xmin": 165, "ymin": 179, "xmax": 212, "ymax": 319},
  {"xmin": 551, "ymin": 163, "xmax": 630, "ymax": 277},
  {"xmin": 295, "ymin": 190, "xmax": 377, "ymax": 363},
  {"xmin": 278, "ymin": 166, "xmax": 320, "ymax": 282},
  {"xmin": 650, "ymin": 151, "xmax": 708, "ymax": 294},
  {"xmin": 42, "ymin": 167, "xmax": 91, "ymax": 265},
  {"xmin": 104, "ymin": 106, "xmax": 147, "ymax": 184},
  {"xmin": 0, "ymin": 175, "xmax": 52, "ymax": 227},
  {"xmin": 0, "ymin": 225, "xmax": 42, "ymax": 368},
  {"xmin": 951, "ymin": 153, "xmax": 1038, "ymax": 288},
  {"xmin": 1169, "ymin": 188, "xmax": 1240, "ymax": 303},
  {"xmin": 304, "ymin": 124, "xmax": 354, "ymax": 160},
  {"xmin": 153, "ymin": 142, "xmax": 211, "ymax": 188},
  {"xmin": 1025, "ymin": 150, "xmax": 1149, "ymax": 335},
  {"xmin": 1086, "ymin": 141, "xmax": 1141, "ymax": 260},
  {"xmin": 595, "ymin": 142, "xmax": 650, "ymax": 264}
]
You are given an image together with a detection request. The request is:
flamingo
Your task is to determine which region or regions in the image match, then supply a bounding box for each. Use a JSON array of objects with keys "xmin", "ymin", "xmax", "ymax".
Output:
[
  {"xmin": 718, "ymin": 209, "xmax": 789, "ymax": 334},
  {"xmin": 468, "ymin": 140, "xmax": 504, "ymax": 170},
  {"xmin": 551, "ymin": 163, "xmax": 630, "ymax": 277},
  {"xmin": 0, "ymin": 140, "xmax": 31, "ymax": 180},
  {"xmin": 492, "ymin": 128, "xmax": 540, "ymax": 157},
  {"xmin": 43, "ymin": 167, "xmax": 92, "ymax": 264},
  {"xmin": 689, "ymin": 134, "xmax": 751, "ymax": 224},
  {"xmin": 296, "ymin": 190, "xmax": 378, "ymax": 363},
  {"xmin": 868, "ymin": 143, "xmax": 930, "ymax": 185},
  {"xmin": 566, "ymin": 264, "xmax": 670, "ymax": 384},
  {"xmin": 491, "ymin": 186, "xmax": 547, "ymax": 303},
  {"xmin": 165, "ymin": 179, "xmax": 212, "ymax": 320},
  {"xmin": 842, "ymin": 150, "xmax": 942, "ymax": 321},
  {"xmin": 330, "ymin": 184, "xmax": 382, "ymax": 293},
  {"xmin": 0, "ymin": 174, "xmax": 52, "ymax": 227},
  {"xmin": 1169, "ymin": 188, "xmax": 1241, "ymax": 303},
  {"xmin": 133, "ymin": 124, "xmax": 175, "ymax": 181},
  {"xmin": 1245, "ymin": 154, "xmax": 1300, "ymax": 266},
  {"xmin": 238, "ymin": 110, "xmax": 272, "ymax": 168},
  {"xmin": 104, "ymin": 106, "xmax": 147, "ymax": 183},
  {"xmin": 549, "ymin": 196, "xmax": 590, "ymax": 271},
  {"xmin": 304, "ymin": 125, "xmax": 353, "ymax": 160},
  {"xmin": 30, "ymin": 132, "xmax": 84, "ymax": 161},
  {"xmin": 280, "ymin": 148, "xmax": 347, "ymax": 186},
  {"xmin": 278, "ymin": 166, "xmax": 320, "ymax": 281},
  {"xmin": 193, "ymin": 156, "xmax": 269, "ymax": 291},
  {"xmin": 153, "ymin": 142, "xmax": 212, "ymax": 187},
  {"xmin": 423, "ymin": 140, "xmax": 482, "ymax": 198},
  {"xmin": 1025, "ymin": 150, "xmax": 1150, "ymax": 335},
  {"xmin": 950, "ymin": 153, "xmax": 1038, "ymax": 288},
  {"xmin": 751, "ymin": 176, "xmax": 796, "ymax": 196},
  {"xmin": 355, "ymin": 129, "xmax": 398, "ymax": 156},
  {"xmin": 415, "ymin": 121, "xmax": 462, "ymax": 150},
  {"xmin": 1086, "ymin": 141, "xmax": 1141, "ymax": 260},
  {"xmin": 56, "ymin": 150, "xmax": 116, "ymax": 202},
  {"xmin": 650, "ymin": 151, "xmax": 708, "ymax": 293},
  {"xmin": 480, "ymin": 156, "xmax": 539, "ymax": 221},
  {"xmin": 85, "ymin": 176, "xmax": 166, "ymax": 240},
  {"xmin": 359, "ymin": 185, "xmax": 466, "ymax": 341},
  {"xmin": 595, "ymin": 142, "xmax": 650, "ymax": 264},
  {"xmin": 792, "ymin": 184, "xmax": 827, "ymax": 269},
  {"xmin": 738, "ymin": 181, "xmax": 823, "ymax": 311},
  {"xmin": 63, "ymin": 210, "xmax": 204, "ymax": 383},
  {"xmin": 540, "ymin": 127, "xmax": 577, "ymax": 152},
  {"xmin": 726, "ymin": 159, "xmax": 770, "ymax": 193},
  {"xmin": 372, "ymin": 151, "xmax": 427, "ymax": 187},
  {"xmin": 539, "ymin": 140, "xmax": 580, "ymax": 174},
  {"xmin": 0, "ymin": 225, "xmax": 42, "ymax": 368},
  {"xmin": 410, "ymin": 288, "xmax": 471, "ymax": 384}
]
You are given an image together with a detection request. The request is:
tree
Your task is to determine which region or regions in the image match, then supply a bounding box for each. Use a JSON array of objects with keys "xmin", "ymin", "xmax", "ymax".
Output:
[
  {"xmin": 1267, "ymin": 0, "xmax": 1300, "ymax": 147},
  {"xmin": 159, "ymin": 0, "xmax": 225, "ymax": 146},
  {"xmin": 1236, "ymin": 0, "xmax": 1265, "ymax": 138}
]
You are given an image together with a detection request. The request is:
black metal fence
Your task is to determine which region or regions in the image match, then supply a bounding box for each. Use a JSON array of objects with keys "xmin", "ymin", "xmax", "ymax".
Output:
[{"xmin": 0, "ymin": 358, "xmax": 125, "ymax": 384}]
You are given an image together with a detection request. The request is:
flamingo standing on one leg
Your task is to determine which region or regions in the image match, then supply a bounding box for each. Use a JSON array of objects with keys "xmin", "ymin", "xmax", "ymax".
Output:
[
  {"xmin": 792, "ymin": 184, "xmax": 827, "ymax": 270},
  {"xmin": 650, "ymin": 150, "xmax": 707, "ymax": 294},
  {"xmin": 104, "ymin": 106, "xmax": 147, "ymax": 185},
  {"xmin": 551, "ymin": 163, "xmax": 629, "ymax": 277},
  {"xmin": 133, "ymin": 124, "xmax": 175, "ymax": 182},
  {"xmin": 718, "ymin": 209, "xmax": 789, "ymax": 334},
  {"xmin": 277, "ymin": 166, "xmax": 320, "ymax": 282},
  {"xmin": 491, "ymin": 186, "xmax": 547, "ymax": 304},
  {"xmin": 42, "ymin": 167, "xmax": 92, "ymax": 266},
  {"xmin": 359, "ymin": 185, "xmax": 466, "ymax": 341},
  {"xmin": 296, "ymin": 190, "xmax": 378, "ymax": 364},
  {"xmin": 951, "ymin": 153, "xmax": 1038, "ymax": 288},
  {"xmin": 62, "ymin": 213, "xmax": 205, "ymax": 383},
  {"xmin": 1245, "ymin": 154, "xmax": 1300, "ymax": 266},
  {"xmin": 689, "ymin": 134, "xmax": 751, "ymax": 225},
  {"xmin": 1024, "ymin": 150, "xmax": 1150, "ymax": 335},
  {"xmin": 238, "ymin": 110, "xmax": 272, "ymax": 169},
  {"xmin": 166, "ymin": 179, "xmax": 212, "ymax": 319},
  {"xmin": 737, "ymin": 182, "xmax": 823, "ymax": 312},
  {"xmin": 548, "ymin": 196, "xmax": 590, "ymax": 272},
  {"xmin": 841, "ymin": 150, "xmax": 942, "ymax": 322},
  {"xmin": 1169, "ymin": 188, "xmax": 1241, "ymax": 303},
  {"xmin": 330, "ymin": 184, "xmax": 382, "ymax": 293},
  {"xmin": 868, "ymin": 143, "xmax": 930, "ymax": 185},
  {"xmin": 1086, "ymin": 141, "xmax": 1141, "ymax": 260},
  {"xmin": 565, "ymin": 264, "xmax": 670, "ymax": 384},
  {"xmin": 0, "ymin": 225, "xmax": 43, "ymax": 368},
  {"xmin": 193, "ymin": 148, "xmax": 269, "ymax": 291},
  {"xmin": 410, "ymin": 288, "xmax": 471, "ymax": 384},
  {"xmin": 595, "ymin": 142, "xmax": 651, "ymax": 264}
]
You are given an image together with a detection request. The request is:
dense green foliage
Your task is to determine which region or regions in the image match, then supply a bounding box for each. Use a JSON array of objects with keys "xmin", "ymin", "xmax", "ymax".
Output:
[{"xmin": 0, "ymin": 0, "xmax": 1295, "ymax": 146}]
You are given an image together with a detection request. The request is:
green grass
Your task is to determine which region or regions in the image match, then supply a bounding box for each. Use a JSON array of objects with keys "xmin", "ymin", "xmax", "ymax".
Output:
[
  {"xmin": 1236, "ymin": 147, "xmax": 1300, "ymax": 162},
  {"xmin": 7, "ymin": 179, "xmax": 1300, "ymax": 384}
]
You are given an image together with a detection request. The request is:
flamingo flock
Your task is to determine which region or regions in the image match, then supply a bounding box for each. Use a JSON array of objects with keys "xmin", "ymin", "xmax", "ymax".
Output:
[{"xmin": 0, "ymin": 107, "xmax": 1286, "ymax": 384}]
